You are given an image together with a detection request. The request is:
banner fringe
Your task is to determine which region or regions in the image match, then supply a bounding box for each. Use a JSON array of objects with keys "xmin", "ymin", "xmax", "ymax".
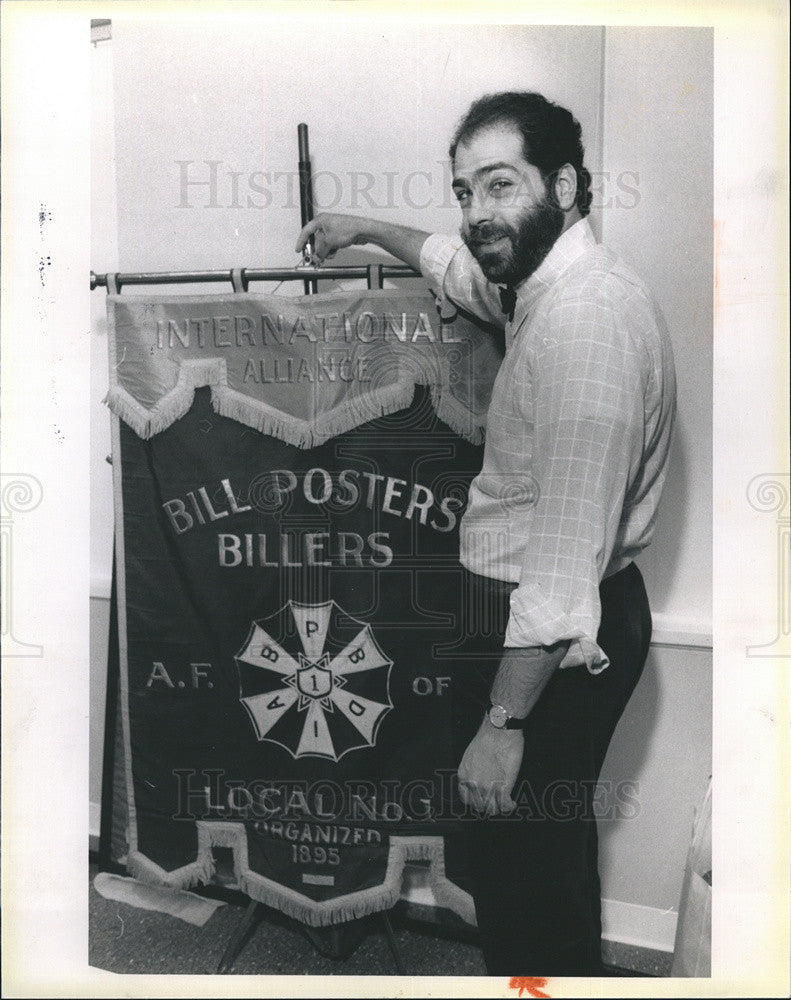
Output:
[
  {"xmin": 211, "ymin": 381, "xmax": 416, "ymax": 449},
  {"xmin": 125, "ymin": 833, "xmax": 477, "ymax": 928},
  {"xmin": 104, "ymin": 385, "xmax": 195, "ymax": 441},
  {"xmin": 107, "ymin": 373, "xmax": 487, "ymax": 447},
  {"xmin": 397, "ymin": 835, "xmax": 477, "ymax": 926},
  {"xmin": 431, "ymin": 385, "xmax": 486, "ymax": 445},
  {"xmin": 200, "ymin": 825, "xmax": 242, "ymax": 849},
  {"xmin": 127, "ymin": 850, "xmax": 215, "ymax": 891},
  {"xmin": 106, "ymin": 369, "xmax": 486, "ymax": 448},
  {"xmin": 238, "ymin": 874, "xmax": 402, "ymax": 927},
  {"xmin": 399, "ymin": 838, "xmax": 436, "ymax": 861},
  {"xmin": 430, "ymin": 877, "xmax": 478, "ymax": 926}
]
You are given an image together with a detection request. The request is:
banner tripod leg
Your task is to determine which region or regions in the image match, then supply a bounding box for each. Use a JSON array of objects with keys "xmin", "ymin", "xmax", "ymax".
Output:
[
  {"xmin": 381, "ymin": 911, "xmax": 405, "ymax": 975},
  {"xmin": 97, "ymin": 548, "xmax": 122, "ymax": 872},
  {"xmin": 216, "ymin": 900, "xmax": 262, "ymax": 974}
]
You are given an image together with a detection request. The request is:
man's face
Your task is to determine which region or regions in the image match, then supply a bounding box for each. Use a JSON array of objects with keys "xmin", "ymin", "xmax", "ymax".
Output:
[{"xmin": 452, "ymin": 125, "xmax": 565, "ymax": 286}]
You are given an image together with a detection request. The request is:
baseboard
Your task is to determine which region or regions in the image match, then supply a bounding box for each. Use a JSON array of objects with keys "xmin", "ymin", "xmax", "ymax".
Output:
[
  {"xmin": 399, "ymin": 864, "xmax": 677, "ymax": 955},
  {"xmin": 649, "ymin": 614, "xmax": 711, "ymax": 649},
  {"xmin": 90, "ymin": 799, "xmax": 102, "ymax": 854},
  {"xmin": 602, "ymin": 897, "xmax": 677, "ymax": 954}
]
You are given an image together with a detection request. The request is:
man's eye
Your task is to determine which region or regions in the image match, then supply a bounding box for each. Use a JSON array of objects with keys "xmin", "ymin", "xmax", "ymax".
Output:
[
  {"xmin": 491, "ymin": 180, "xmax": 512, "ymax": 194},
  {"xmin": 454, "ymin": 189, "xmax": 470, "ymax": 203}
]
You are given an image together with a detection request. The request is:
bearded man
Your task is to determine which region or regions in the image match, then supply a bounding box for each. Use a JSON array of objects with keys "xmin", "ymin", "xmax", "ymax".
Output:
[{"xmin": 297, "ymin": 91, "xmax": 676, "ymax": 976}]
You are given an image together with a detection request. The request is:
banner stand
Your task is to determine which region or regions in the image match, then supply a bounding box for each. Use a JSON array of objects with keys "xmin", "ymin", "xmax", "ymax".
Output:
[{"xmin": 97, "ymin": 550, "xmax": 122, "ymax": 875}]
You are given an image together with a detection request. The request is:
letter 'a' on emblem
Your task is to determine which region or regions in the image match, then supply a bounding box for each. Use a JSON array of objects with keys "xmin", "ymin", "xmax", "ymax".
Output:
[{"xmin": 233, "ymin": 600, "xmax": 393, "ymax": 762}]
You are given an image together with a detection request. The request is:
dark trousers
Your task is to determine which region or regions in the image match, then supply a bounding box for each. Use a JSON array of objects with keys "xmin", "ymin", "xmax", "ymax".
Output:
[{"xmin": 452, "ymin": 562, "xmax": 652, "ymax": 976}]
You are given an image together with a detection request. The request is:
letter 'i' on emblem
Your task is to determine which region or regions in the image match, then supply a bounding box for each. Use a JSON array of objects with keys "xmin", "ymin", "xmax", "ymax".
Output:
[{"xmin": 234, "ymin": 600, "xmax": 393, "ymax": 761}]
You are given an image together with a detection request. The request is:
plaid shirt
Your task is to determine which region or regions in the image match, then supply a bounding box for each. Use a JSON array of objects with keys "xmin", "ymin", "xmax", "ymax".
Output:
[{"xmin": 420, "ymin": 219, "xmax": 676, "ymax": 673}]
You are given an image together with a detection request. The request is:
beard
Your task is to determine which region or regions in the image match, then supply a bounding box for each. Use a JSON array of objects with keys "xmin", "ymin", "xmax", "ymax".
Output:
[{"xmin": 463, "ymin": 196, "xmax": 565, "ymax": 286}]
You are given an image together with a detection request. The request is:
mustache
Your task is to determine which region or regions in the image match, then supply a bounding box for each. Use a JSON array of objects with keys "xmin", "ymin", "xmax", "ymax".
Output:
[{"xmin": 464, "ymin": 224, "xmax": 513, "ymax": 249}]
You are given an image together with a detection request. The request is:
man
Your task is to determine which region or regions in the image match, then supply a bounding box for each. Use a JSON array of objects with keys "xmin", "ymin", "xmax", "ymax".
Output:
[{"xmin": 296, "ymin": 91, "xmax": 676, "ymax": 976}]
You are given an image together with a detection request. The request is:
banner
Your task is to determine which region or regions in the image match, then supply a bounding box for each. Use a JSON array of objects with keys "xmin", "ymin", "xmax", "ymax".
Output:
[{"xmin": 106, "ymin": 287, "xmax": 504, "ymax": 926}]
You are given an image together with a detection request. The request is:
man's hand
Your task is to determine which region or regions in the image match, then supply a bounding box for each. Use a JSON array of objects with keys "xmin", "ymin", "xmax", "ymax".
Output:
[
  {"xmin": 295, "ymin": 213, "xmax": 431, "ymax": 272},
  {"xmin": 295, "ymin": 213, "xmax": 370, "ymax": 263},
  {"xmin": 458, "ymin": 719, "xmax": 524, "ymax": 818}
]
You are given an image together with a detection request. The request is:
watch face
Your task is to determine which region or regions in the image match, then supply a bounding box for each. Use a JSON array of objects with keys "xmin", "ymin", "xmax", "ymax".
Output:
[{"xmin": 488, "ymin": 704, "xmax": 508, "ymax": 728}]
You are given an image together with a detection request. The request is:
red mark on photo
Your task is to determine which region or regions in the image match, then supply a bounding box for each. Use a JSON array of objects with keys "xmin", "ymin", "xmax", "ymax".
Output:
[{"xmin": 509, "ymin": 976, "xmax": 551, "ymax": 998}]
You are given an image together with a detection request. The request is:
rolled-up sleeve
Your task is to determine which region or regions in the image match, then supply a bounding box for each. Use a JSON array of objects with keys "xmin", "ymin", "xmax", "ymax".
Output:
[
  {"xmin": 503, "ymin": 289, "xmax": 647, "ymax": 672},
  {"xmin": 419, "ymin": 234, "xmax": 504, "ymax": 327}
]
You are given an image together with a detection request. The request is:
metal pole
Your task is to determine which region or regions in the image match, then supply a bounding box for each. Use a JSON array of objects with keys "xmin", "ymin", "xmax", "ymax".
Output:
[
  {"xmin": 297, "ymin": 123, "xmax": 317, "ymax": 294},
  {"xmin": 90, "ymin": 266, "xmax": 420, "ymax": 291}
]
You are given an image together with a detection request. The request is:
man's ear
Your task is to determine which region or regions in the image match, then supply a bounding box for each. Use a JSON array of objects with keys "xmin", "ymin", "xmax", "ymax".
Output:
[{"xmin": 552, "ymin": 164, "xmax": 579, "ymax": 212}]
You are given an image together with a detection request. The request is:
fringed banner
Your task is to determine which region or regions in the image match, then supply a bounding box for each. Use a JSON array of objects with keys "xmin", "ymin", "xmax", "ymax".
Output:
[{"xmin": 107, "ymin": 287, "xmax": 504, "ymax": 926}]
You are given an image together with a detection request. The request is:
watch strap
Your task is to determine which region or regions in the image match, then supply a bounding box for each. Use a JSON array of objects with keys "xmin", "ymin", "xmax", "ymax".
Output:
[{"xmin": 488, "ymin": 703, "xmax": 529, "ymax": 729}]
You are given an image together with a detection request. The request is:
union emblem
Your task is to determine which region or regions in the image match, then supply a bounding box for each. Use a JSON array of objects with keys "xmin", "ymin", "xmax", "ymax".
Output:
[{"xmin": 234, "ymin": 600, "xmax": 394, "ymax": 761}]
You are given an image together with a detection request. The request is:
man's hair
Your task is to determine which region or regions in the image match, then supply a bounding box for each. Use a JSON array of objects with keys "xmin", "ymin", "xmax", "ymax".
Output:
[{"xmin": 448, "ymin": 91, "xmax": 593, "ymax": 217}]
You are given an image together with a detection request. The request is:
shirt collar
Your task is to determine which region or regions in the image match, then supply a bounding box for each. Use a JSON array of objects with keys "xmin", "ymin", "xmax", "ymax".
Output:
[{"xmin": 510, "ymin": 217, "xmax": 597, "ymax": 327}]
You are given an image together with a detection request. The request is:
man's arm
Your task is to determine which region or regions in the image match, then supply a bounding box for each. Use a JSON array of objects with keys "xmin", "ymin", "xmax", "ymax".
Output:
[
  {"xmin": 296, "ymin": 213, "xmax": 504, "ymax": 327},
  {"xmin": 296, "ymin": 213, "xmax": 430, "ymax": 272},
  {"xmin": 457, "ymin": 643, "xmax": 568, "ymax": 818},
  {"xmin": 489, "ymin": 642, "xmax": 570, "ymax": 717}
]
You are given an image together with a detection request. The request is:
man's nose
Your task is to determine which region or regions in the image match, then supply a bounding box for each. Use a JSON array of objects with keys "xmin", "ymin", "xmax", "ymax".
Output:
[{"xmin": 465, "ymin": 190, "xmax": 493, "ymax": 228}]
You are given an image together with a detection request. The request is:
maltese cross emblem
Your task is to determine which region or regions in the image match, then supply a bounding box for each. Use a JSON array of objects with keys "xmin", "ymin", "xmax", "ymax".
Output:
[{"xmin": 234, "ymin": 600, "xmax": 393, "ymax": 761}]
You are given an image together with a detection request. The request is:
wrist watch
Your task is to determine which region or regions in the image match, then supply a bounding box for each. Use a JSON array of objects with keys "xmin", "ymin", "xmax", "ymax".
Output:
[{"xmin": 487, "ymin": 703, "xmax": 528, "ymax": 730}]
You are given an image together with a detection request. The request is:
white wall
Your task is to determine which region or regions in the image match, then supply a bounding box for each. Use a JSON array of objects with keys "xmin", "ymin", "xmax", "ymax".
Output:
[
  {"xmin": 90, "ymin": 20, "xmax": 712, "ymax": 954},
  {"xmin": 599, "ymin": 643, "xmax": 711, "ymax": 948},
  {"xmin": 603, "ymin": 27, "xmax": 713, "ymax": 639},
  {"xmin": 89, "ymin": 30, "xmax": 117, "ymax": 814},
  {"xmin": 108, "ymin": 20, "xmax": 604, "ymax": 277}
]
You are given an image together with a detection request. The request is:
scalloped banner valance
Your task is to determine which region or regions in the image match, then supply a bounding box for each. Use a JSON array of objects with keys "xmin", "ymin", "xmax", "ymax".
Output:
[{"xmin": 105, "ymin": 288, "xmax": 503, "ymax": 447}]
